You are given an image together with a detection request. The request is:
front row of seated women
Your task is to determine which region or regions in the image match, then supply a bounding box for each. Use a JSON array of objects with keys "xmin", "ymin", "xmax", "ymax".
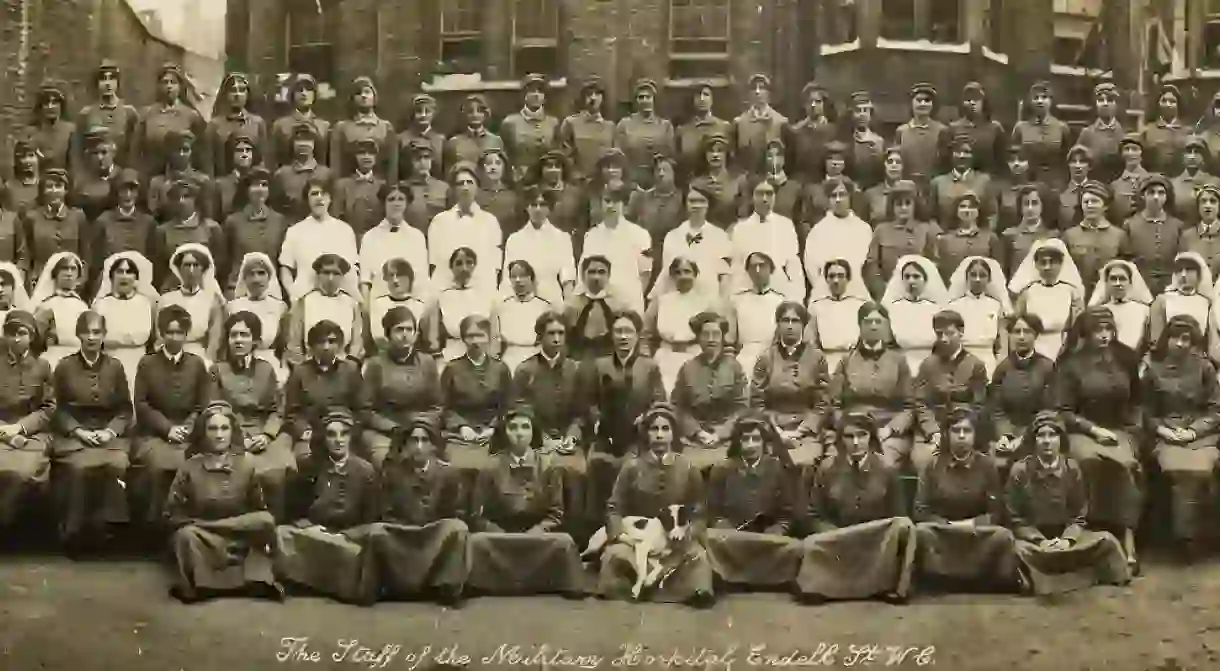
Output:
[{"xmin": 162, "ymin": 394, "xmax": 1133, "ymax": 607}]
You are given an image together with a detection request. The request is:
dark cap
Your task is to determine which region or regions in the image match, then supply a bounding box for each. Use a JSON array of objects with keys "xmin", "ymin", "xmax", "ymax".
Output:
[
  {"xmin": 42, "ymin": 168, "xmax": 69, "ymax": 185},
  {"xmin": 291, "ymin": 121, "xmax": 318, "ymax": 140},
  {"xmin": 292, "ymin": 73, "xmax": 318, "ymax": 91},
  {"xmin": 580, "ymin": 76, "xmax": 605, "ymax": 94},
  {"xmin": 1093, "ymin": 81, "xmax": 1118, "ymax": 98},
  {"xmin": 407, "ymin": 138, "xmax": 435, "ymax": 156},
  {"xmin": 634, "ymin": 78, "xmax": 659, "ymax": 94},
  {"xmin": 909, "ymin": 82, "xmax": 937, "ymax": 98},
  {"xmin": 802, "ymin": 81, "xmax": 827, "ymax": 98},
  {"xmin": 962, "ymin": 81, "xmax": 985, "ymax": 99},
  {"xmin": 169, "ymin": 179, "xmax": 200, "ymax": 198},
  {"xmin": 115, "ymin": 168, "xmax": 141, "ymax": 188},
  {"xmin": 411, "ymin": 93, "xmax": 436, "ymax": 107},
  {"xmin": 83, "ymin": 126, "xmax": 113, "ymax": 148},
  {"xmin": 1140, "ymin": 173, "xmax": 1172, "ymax": 194},
  {"xmin": 352, "ymin": 137, "xmax": 378, "ymax": 154},
  {"xmin": 1185, "ymin": 134, "xmax": 1209, "ymax": 152},
  {"xmin": 849, "ymin": 90, "xmax": 872, "ymax": 105},
  {"xmin": 3, "ymin": 311, "xmax": 37, "ymax": 335},
  {"xmin": 97, "ymin": 59, "xmax": 120, "ymax": 74},
  {"xmin": 889, "ymin": 179, "xmax": 919, "ymax": 197},
  {"xmin": 748, "ymin": 73, "xmax": 772, "ymax": 88},
  {"xmin": 1119, "ymin": 132, "xmax": 1143, "ymax": 149},
  {"xmin": 521, "ymin": 73, "xmax": 548, "ymax": 91}
]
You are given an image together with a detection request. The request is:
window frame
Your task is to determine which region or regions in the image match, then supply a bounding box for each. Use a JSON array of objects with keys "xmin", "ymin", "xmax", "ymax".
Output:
[
  {"xmin": 511, "ymin": 0, "xmax": 562, "ymax": 79},
  {"xmin": 878, "ymin": 0, "xmax": 965, "ymax": 46},
  {"xmin": 667, "ymin": 0, "xmax": 732, "ymax": 80},
  {"xmin": 437, "ymin": 0, "xmax": 487, "ymax": 76},
  {"xmin": 1201, "ymin": 0, "xmax": 1220, "ymax": 69},
  {"xmin": 284, "ymin": 1, "xmax": 335, "ymax": 85}
]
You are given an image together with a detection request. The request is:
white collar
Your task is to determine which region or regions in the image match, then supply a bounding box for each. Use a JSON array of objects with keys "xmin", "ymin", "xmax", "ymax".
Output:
[{"xmin": 163, "ymin": 347, "xmax": 183, "ymax": 365}]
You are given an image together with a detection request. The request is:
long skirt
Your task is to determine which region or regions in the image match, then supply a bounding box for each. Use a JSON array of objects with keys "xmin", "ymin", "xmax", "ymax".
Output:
[
  {"xmin": 362, "ymin": 519, "xmax": 470, "ymax": 597},
  {"xmin": 276, "ymin": 524, "xmax": 375, "ymax": 602},
  {"xmin": 655, "ymin": 343, "xmax": 698, "ymax": 395},
  {"xmin": 914, "ymin": 522, "xmax": 1019, "ymax": 586},
  {"xmin": 1015, "ymin": 531, "xmax": 1132, "ymax": 595},
  {"xmin": 546, "ymin": 447, "xmax": 588, "ymax": 523},
  {"xmin": 468, "ymin": 531, "xmax": 584, "ymax": 594},
  {"xmin": 597, "ymin": 538, "xmax": 714, "ymax": 602},
  {"xmin": 1154, "ymin": 438, "xmax": 1220, "ymax": 542},
  {"xmin": 586, "ymin": 450, "xmax": 626, "ymax": 522},
  {"xmin": 444, "ymin": 434, "xmax": 497, "ymax": 497},
  {"xmin": 964, "ymin": 344, "xmax": 998, "ymax": 378},
  {"xmin": 795, "ymin": 517, "xmax": 916, "ymax": 600},
  {"xmin": 245, "ymin": 434, "xmax": 295, "ymax": 521},
  {"xmin": 130, "ymin": 435, "xmax": 189, "ymax": 525},
  {"xmin": 109, "ymin": 345, "xmax": 147, "ymax": 398},
  {"xmin": 170, "ymin": 512, "xmax": 277, "ymax": 596},
  {"xmin": 705, "ymin": 529, "xmax": 802, "ymax": 587},
  {"xmin": 1068, "ymin": 431, "xmax": 1144, "ymax": 529},
  {"xmin": 0, "ymin": 437, "xmax": 50, "ymax": 525},
  {"xmin": 51, "ymin": 438, "xmax": 131, "ymax": 540},
  {"xmin": 501, "ymin": 345, "xmax": 538, "ymax": 374}
]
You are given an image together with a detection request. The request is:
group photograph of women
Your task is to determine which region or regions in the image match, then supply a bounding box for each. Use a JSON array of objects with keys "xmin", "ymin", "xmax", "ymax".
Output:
[{"xmin": 5, "ymin": 58, "xmax": 1220, "ymax": 636}]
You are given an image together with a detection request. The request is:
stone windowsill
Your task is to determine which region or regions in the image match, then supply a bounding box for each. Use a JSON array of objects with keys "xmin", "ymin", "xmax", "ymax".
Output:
[
  {"xmin": 422, "ymin": 75, "xmax": 568, "ymax": 93},
  {"xmin": 820, "ymin": 39, "xmax": 861, "ymax": 56},
  {"xmin": 876, "ymin": 39, "xmax": 971, "ymax": 54},
  {"xmin": 664, "ymin": 77, "xmax": 731, "ymax": 89},
  {"xmin": 1050, "ymin": 64, "xmax": 1110, "ymax": 77}
]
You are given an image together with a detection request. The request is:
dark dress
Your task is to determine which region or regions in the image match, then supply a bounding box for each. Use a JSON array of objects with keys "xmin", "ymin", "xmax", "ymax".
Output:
[
  {"xmin": 512, "ymin": 352, "xmax": 588, "ymax": 520},
  {"xmin": 360, "ymin": 350, "xmax": 442, "ymax": 469},
  {"xmin": 829, "ymin": 345, "xmax": 916, "ymax": 463},
  {"xmin": 270, "ymin": 110, "xmax": 330, "ymax": 171},
  {"xmin": 94, "ymin": 206, "xmax": 156, "ymax": 268},
  {"xmin": 987, "ymin": 352, "xmax": 1056, "ymax": 468},
  {"xmin": 468, "ymin": 449, "xmax": 584, "ymax": 594},
  {"xmin": 705, "ymin": 454, "xmax": 801, "ymax": 587},
  {"xmin": 283, "ymin": 358, "xmax": 368, "ymax": 469},
  {"xmin": 749, "ymin": 342, "xmax": 830, "ymax": 469},
  {"xmin": 440, "ymin": 355, "xmax": 512, "ymax": 484},
  {"xmin": 133, "ymin": 102, "xmax": 206, "ymax": 178},
  {"xmin": 221, "ymin": 207, "xmax": 288, "ymax": 294},
  {"xmin": 795, "ymin": 451, "xmax": 915, "ymax": 600},
  {"xmin": 22, "ymin": 204, "xmax": 90, "ymax": 285},
  {"xmin": 0, "ymin": 350, "xmax": 55, "ymax": 526},
  {"xmin": 672, "ymin": 353, "xmax": 748, "ymax": 471}
]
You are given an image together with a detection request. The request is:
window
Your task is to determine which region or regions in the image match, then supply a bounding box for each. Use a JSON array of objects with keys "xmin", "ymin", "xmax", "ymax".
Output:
[
  {"xmin": 1204, "ymin": 0, "xmax": 1220, "ymax": 68},
  {"xmin": 286, "ymin": 1, "xmax": 334, "ymax": 84},
  {"xmin": 881, "ymin": 0, "xmax": 962, "ymax": 43},
  {"xmin": 1052, "ymin": 0, "xmax": 1102, "ymax": 68},
  {"xmin": 823, "ymin": 0, "xmax": 858, "ymax": 44},
  {"xmin": 440, "ymin": 0, "xmax": 486, "ymax": 75},
  {"xmin": 513, "ymin": 0, "xmax": 560, "ymax": 79},
  {"xmin": 668, "ymin": 0, "xmax": 731, "ymax": 79}
]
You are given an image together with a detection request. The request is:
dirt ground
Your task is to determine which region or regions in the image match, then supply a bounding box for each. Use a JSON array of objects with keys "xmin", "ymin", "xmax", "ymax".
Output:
[{"xmin": 1, "ymin": 555, "xmax": 1218, "ymax": 671}]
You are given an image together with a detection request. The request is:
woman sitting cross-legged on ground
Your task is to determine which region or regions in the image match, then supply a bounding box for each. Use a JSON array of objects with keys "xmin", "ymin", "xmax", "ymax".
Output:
[
  {"xmin": 794, "ymin": 411, "xmax": 915, "ymax": 605},
  {"xmin": 1005, "ymin": 411, "xmax": 1132, "ymax": 595},
  {"xmin": 596, "ymin": 403, "xmax": 715, "ymax": 607},
  {"xmin": 0, "ymin": 311, "xmax": 55, "ymax": 532},
  {"xmin": 361, "ymin": 417, "xmax": 470, "ymax": 606},
  {"xmin": 704, "ymin": 413, "xmax": 802, "ymax": 591},
  {"xmin": 164, "ymin": 401, "xmax": 281, "ymax": 604},
  {"xmin": 467, "ymin": 404, "xmax": 585, "ymax": 597},
  {"xmin": 912, "ymin": 406, "xmax": 1019, "ymax": 592},
  {"xmin": 275, "ymin": 409, "xmax": 379, "ymax": 605}
]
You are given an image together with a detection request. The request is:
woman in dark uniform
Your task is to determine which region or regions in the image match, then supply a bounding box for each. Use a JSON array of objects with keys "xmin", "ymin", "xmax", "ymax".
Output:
[
  {"xmin": 476, "ymin": 148, "xmax": 520, "ymax": 237},
  {"xmin": 1011, "ymin": 81, "xmax": 1071, "ymax": 191},
  {"xmin": 361, "ymin": 305, "xmax": 442, "ymax": 470},
  {"xmin": 401, "ymin": 139, "xmax": 449, "ymax": 233},
  {"xmin": 1006, "ymin": 411, "xmax": 1132, "ymax": 595},
  {"xmin": 25, "ymin": 81, "xmax": 75, "ymax": 174},
  {"xmin": 212, "ymin": 131, "xmax": 261, "ymax": 223},
  {"xmin": 790, "ymin": 82, "xmax": 838, "ymax": 183},
  {"xmin": 203, "ymin": 72, "xmax": 269, "ymax": 178},
  {"xmin": 672, "ymin": 311, "xmax": 748, "ymax": 472},
  {"xmin": 1141, "ymin": 314, "xmax": 1220, "ymax": 560},
  {"xmin": 987, "ymin": 313, "xmax": 1055, "ymax": 473},
  {"xmin": 500, "ymin": 74, "xmax": 560, "ymax": 184},
  {"xmin": 950, "ymin": 82, "xmax": 1006, "ymax": 176},
  {"xmin": 467, "ymin": 405, "xmax": 585, "ymax": 597},
  {"xmin": 994, "ymin": 146, "xmax": 1039, "ymax": 232},
  {"xmin": 3, "ymin": 137, "xmax": 42, "ymax": 216},
  {"xmin": 688, "ymin": 134, "xmax": 746, "ymax": 229},
  {"xmin": 1055, "ymin": 306, "xmax": 1143, "ymax": 573},
  {"xmin": 846, "ymin": 91, "xmax": 886, "ymax": 190},
  {"xmin": 1058, "ymin": 144, "xmax": 1095, "ymax": 227},
  {"xmin": 329, "ymin": 76, "xmax": 396, "ymax": 180},
  {"xmin": 597, "ymin": 403, "xmax": 715, "ymax": 607},
  {"xmin": 1171, "ymin": 135, "xmax": 1219, "ymax": 226},
  {"xmin": 677, "ymin": 84, "xmax": 733, "ymax": 182},
  {"xmin": 705, "ymin": 413, "xmax": 801, "ymax": 590},
  {"xmin": 558, "ymin": 77, "xmax": 616, "ymax": 183},
  {"xmin": 1001, "ymin": 184, "xmax": 1059, "ymax": 276},
  {"xmin": 1111, "ymin": 133, "xmax": 1149, "ymax": 223},
  {"xmin": 164, "ymin": 401, "xmax": 280, "ymax": 603},
  {"xmin": 440, "ymin": 314, "xmax": 513, "ymax": 488},
  {"xmin": 133, "ymin": 62, "xmax": 206, "ymax": 179},
  {"xmin": 913, "ymin": 407, "xmax": 1018, "ymax": 591},
  {"xmin": 1077, "ymin": 82, "xmax": 1126, "ymax": 184},
  {"xmin": 1142, "ymin": 83, "xmax": 1191, "ymax": 177},
  {"xmin": 221, "ymin": 167, "xmax": 287, "ymax": 297},
  {"xmin": 270, "ymin": 73, "xmax": 329, "ymax": 171},
  {"xmin": 894, "ymin": 82, "xmax": 948, "ymax": 185},
  {"xmin": 0, "ymin": 311, "xmax": 54, "ymax": 529},
  {"xmin": 395, "ymin": 94, "xmax": 444, "ymax": 181},
  {"xmin": 627, "ymin": 154, "xmax": 684, "ymax": 283},
  {"xmin": 615, "ymin": 79, "xmax": 676, "ymax": 189},
  {"xmin": 22, "ymin": 169, "xmax": 89, "ymax": 287},
  {"xmin": 795, "ymin": 411, "xmax": 914, "ymax": 604},
  {"xmin": 800, "ymin": 141, "xmax": 857, "ymax": 230}
]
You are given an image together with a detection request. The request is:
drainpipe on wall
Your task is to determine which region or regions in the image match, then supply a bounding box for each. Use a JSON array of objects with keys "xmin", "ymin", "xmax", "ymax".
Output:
[{"xmin": 16, "ymin": 0, "xmax": 31, "ymax": 111}]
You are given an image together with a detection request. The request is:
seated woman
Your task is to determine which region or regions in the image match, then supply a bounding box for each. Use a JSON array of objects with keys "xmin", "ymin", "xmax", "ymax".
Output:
[
  {"xmin": 1055, "ymin": 306, "xmax": 1144, "ymax": 572},
  {"xmin": 283, "ymin": 320, "xmax": 367, "ymax": 470},
  {"xmin": 209, "ymin": 311, "xmax": 295, "ymax": 520},
  {"xmin": 31, "ymin": 251, "xmax": 89, "ymax": 371},
  {"xmin": 946, "ymin": 256, "xmax": 1012, "ymax": 376},
  {"xmin": 829, "ymin": 302, "xmax": 916, "ymax": 468},
  {"xmin": 644, "ymin": 256, "xmax": 723, "ymax": 394},
  {"xmin": 726, "ymin": 251, "xmax": 786, "ymax": 374},
  {"xmin": 0, "ymin": 311, "xmax": 55, "ymax": 530},
  {"xmin": 422, "ymin": 247, "xmax": 497, "ymax": 363},
  {"xmin": 1006, "ymin": 411, "xmax": 1132, "ymax": 595},
  {"xmin": 50, "ymin": 311, "xmax": 131, "ymax": 551},
  {"xmin": 1088, "ymin": 260, "xmax": 1153, "ymax": 353},
  {"xmin": 285, "ymin": 253, "xmax": 363, "ymax": 367},
  {"xmin": 909, "ymin": 309, "xmax": 989, "ymax": 471},
  {"xmin": 489, "ymin": 260, "xmax": 552, "ymax": 373},
  {"xmin": 440, "ymin": 314, "xmax": 513, "ymax": 486},
  {"xmin": 882, "ymin": 255, "xmax": 948, "ymax": 373},
  {"xmin": 581, "ymin": 309, "xmax": 666, "ymax": 522},
  {"xmin": 597, "ymin": 403, "xmax": 714, "ymax": 607},
  {"xmin": 913, "ymin": 407, "xmax": 1019, "ymax": 591},
  {"xmin": 275, "ymin": 410, "xmax": 378, "ymax": 604},
  {"xmin": 750, "ymin": 301, "xmax": 830, "ymax": 471},
  {"xmin": 988, "ymin": 313, "xmax": 1056, "ymax": 473},
  {"xmin": 467, "ymin": 405, "xmax": 584, "ymax": 597},
  {"xmin": 227, "ymin": 252, "xmax": 289, "ymax": 382},
  {"xmin": 807, "ymin": 259, "xmax": 869, "ymax": 372},
  {"xmin": 131, "ymin": 305, "xmax": 212, "ymax": 528},
  {"xmin": 1009, "ymin": 238, "xmax": 1085, "ymax": 362},
  {"xmin": 705, "ymin": 414, "xmax": 802, "ymax": 590},
  {"xmin": 362, "ymin": 305, "xmax": 441, "ymax": 469},
  {"xmin": 365, "ymin": 258, "xmax": 428, "ymax": 357},
  {"xmin": 672, "ymin": 311, "xmax": 748, "ymax": 472},
  {"xmin": 1150, "ymin": 252, "xmax": 1215, "ymax": 362},
  {"xmin": 1141, "ymin": 314, "xmax": 1220, "ymax": 560},
  {"xmin": 164, "ymin": 401, "xmax": 280, "ymax": 603},
  {"xmin": 93, "ymin": 252, "xmax": 158, "ymax": 398},
  {"xmin": 794, "ymin": 412, "xmax": 914, "ymax": 604},
  {"xmin": 511, "ymin": 312, "xmax": 587, "ymax": 521},
  {"xmin": 0, "ymin": 263, "xmax": 31, "ymax": 325},
  {"xmin": 158, "ymin": 243, "xmax": 225, "ymax": 366},
  {"xmin": 363, "ymin": 418, "xmax": 469, "ymax": 606}
]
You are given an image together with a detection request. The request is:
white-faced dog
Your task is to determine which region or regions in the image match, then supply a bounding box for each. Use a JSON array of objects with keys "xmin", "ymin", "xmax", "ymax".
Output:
[{"xmin": 581, "ymin": 504, "xmax": 690, "ymax": 599}]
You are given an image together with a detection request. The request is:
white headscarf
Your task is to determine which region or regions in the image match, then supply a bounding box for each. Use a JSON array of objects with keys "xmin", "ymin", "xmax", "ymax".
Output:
[
  {"xmin": 808, "ymin": 256, "xmax": 871, "ymax": 302},
  {"xmin": 881, "ymin": 255, "xmax": 949, "ymax": 306},
  {"xmin": 30, "ymin": 251, "xmax": 84, "ymax": 306},
  {"xmin": 1088, "ymin": 259, "xmax": 1154, "ymax": 307},
  {"xmin": 947, "ymin": 256, "xmax": 1014, "ymax": 314},
  {"xmin": 1006, "ymin": 238, "xmax": 1084, "ymax": 298},
  {"xmin": 0, "ymin": 262, "xmax": 32, "ymax": 312},
  {"xmin": 1170, "ymin": 251, "xmax": 1215, "ymax": 299},
  {"xmin": 169, "ymin": 243, "xmax": 224, "ymax": 300},
  {"xmin": 233, "ymin": 252, "xmax": 284, "ymax": 301},
  {"xmin": 93, "ymin": 251, "xmax": 157, "ymax": 305}
]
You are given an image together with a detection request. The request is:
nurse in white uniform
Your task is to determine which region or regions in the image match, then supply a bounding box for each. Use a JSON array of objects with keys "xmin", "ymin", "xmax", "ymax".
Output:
[
  {"xmin": 807, "ymin": 258, "xmax": 869, "ymax": 373},
  {"xmin": 946, "ymin": 256, "xmax": 1012, "ymax": 376},
  {"xmin": 31, "ymin": 252, "xmax": 89, "ymax": 370},
  {"xmin": 1088, "ymin": 259, "xmax": 1152, "ymax": 353},
  {"xmin": 1009, "ymin": 238, "xmax": 1084, "ymax": 362},
  {"xmin": 881, "ymin": 254, "xmax": 949, "ymax": 373},
  {"xmin": 93, "ymin": 251, "xmax": 158, "ymax": 396},
  {"xmin": 227, "ymin": 252, "xmax": 289, "ymax": 382},
  {"xmin": 644, "ymin": 256, "xmax": 724, "ymax": 393},
  {"xmin": 158, "ymin": 243, "xmax": 224, "ymax": 367}
]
